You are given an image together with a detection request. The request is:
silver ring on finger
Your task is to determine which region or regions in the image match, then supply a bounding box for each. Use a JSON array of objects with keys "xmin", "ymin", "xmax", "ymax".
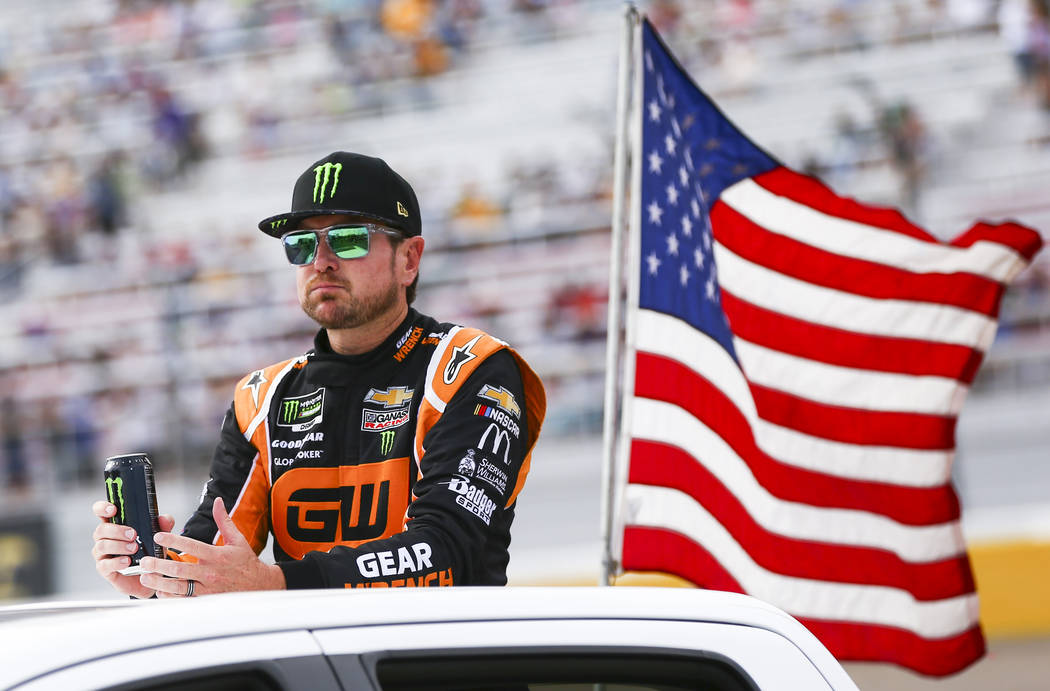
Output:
[{"xmin": 185, "ymin": 579, "xmax": 196, "ymax": 597}]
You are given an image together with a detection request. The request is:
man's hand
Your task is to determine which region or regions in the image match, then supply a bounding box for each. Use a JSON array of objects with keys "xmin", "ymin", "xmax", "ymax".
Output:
[
  {"xmin": 139, "ymin": 498, "xmax": 285, "ymax": 597},
  {"xmin": 91, "ymin": 501, "xmax": 175, "ymax": 599}
]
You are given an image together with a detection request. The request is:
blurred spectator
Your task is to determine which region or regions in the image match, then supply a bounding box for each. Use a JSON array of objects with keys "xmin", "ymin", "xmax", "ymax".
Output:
[
  {"xmin": 382, "ymin": 0, "xmax": 434, "ymax": 40},
  {"xmin": 1000, "ymin": 0, "xmax": 1050, "ymax": 108},
  {"xmin": 450, "ymin": 181, "xmax": 503, "ymax": 240},
  {"xmin": 879, "ymin": 100, "xmax": 928, "ymax": 216},
  {"xmin": 41, "ymin": 158, "xmax": 87, "ymax": 265},
  {"xmin": 1029, "ymin": 0, "xmax": 1050, "ymax": 109},
  {"xmin": 86, "ymin": 153, "xmax": 130, "ymax": 240},
  {"xmin": 648, "ymin": 0, "xmax": 683, "ymax": 35},
  {"xmin": 1, "ymin": 396, "xmax": 28, "ymax": 492},
  {"xmin": 147, "ymin": 86, "xmax": 207, "ymax": 183},
  {"xmin": 544, "ymin": 281, "xmax": 606, "ymax": 342}
]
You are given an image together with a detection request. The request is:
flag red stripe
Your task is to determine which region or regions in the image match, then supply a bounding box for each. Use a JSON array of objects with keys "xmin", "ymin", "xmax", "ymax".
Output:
[
  {"xmin": 753, "ymin": 168, "xmax": 938, "ymax": 242},
  {"xmin": 629, "ymin": 439, "xmax": 975, "ymax": 600},
  {"xmin": 754, "ymin": 167, "xmax": 1042, "ymax": 261},
  {"xmin": 634, "ymin": 353, "xmax": 961, "ymax": 524},
  {"xmin": 622, "ymin": 525, "xmax": 744, "ymax": 593},
  {"xmin": 622, "ymin": 526, "xmax": 985, "ymax": 676},
  {"xmin": 950, "ymin": 221, "xmax": 1045, "ymax": 261},
  {"xmin": 799, "ymin": 619, "xmax": 986, "ymax": 678},
  {"xmin": 721, "ymin": 291, "xmax": 984, "ymax": 382},
  {"xmin": 712, "ymin": 203, "xmax": 1005, "ymax": 316},
  {"xmin": 749, "ymin": 383, "xmax": 956, "ymax": 449}
]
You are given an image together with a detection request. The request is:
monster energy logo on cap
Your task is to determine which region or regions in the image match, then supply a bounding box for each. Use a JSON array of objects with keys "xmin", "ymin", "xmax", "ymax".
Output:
[
  {"xmin": 313, "ymin": 162, "xmax": 342, "ymax": 203},
  {"xmin": 277, "ymin": 388, "xmax": 326, "ymax": 431},
  {"xmin": 380, "ymin": 430, "xmax": 396, "ymax": 456}
]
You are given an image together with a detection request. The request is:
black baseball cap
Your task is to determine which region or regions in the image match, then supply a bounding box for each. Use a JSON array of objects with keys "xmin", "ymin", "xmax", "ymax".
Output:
[{"xmin": 258, "ymin": 151, "xmax": 421, "ymax": 238}]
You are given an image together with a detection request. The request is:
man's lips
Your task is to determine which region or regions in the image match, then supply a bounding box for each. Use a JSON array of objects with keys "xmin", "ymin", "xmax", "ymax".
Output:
[{"xmin": 308, "ymin": 281, "xmax": 348, "ymax": 294}]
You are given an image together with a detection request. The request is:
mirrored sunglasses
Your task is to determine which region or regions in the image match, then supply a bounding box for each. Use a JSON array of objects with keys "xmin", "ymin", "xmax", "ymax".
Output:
[{"xmin": 281, "ymin": 223, "xmax": 403, "ymax": 265}]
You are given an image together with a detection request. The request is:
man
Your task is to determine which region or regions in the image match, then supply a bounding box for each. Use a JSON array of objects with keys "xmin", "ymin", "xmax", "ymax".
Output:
[{"xmin": 91, "ymin": 152, "xmax": 545, "ymax": 597}]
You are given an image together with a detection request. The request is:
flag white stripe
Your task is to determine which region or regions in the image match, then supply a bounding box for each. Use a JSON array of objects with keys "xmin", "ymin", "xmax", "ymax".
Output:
[
  {"xmin": 636, "ymin": 310, "xmax": 954, "ymax": 487},
  {"xmin": 625, "ymin": 484, "xmax": 980, "ymax": 638},
  {"xmin": 734, "ymin": 338, "xmax": 969, "ymax": 415},
  {"xmin": 714, "ymin": 244, "xmax": 999, "ymax": 351},
  {"xmin": 631, "ymin": 398, "xmax": 965, "ymax": 562},
  {"xmin": 755, "ymin": 418, "xmax": 954, "ymax": 487},
  {"xmin": 722, "ymin": 178, "xmax": 1025, "ymax": 283}
]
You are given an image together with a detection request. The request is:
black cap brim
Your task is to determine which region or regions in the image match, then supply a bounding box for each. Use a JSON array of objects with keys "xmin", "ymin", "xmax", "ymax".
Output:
[{"xmin": 258, "ymin": 210, "xmax": 411, "ymax": 238}]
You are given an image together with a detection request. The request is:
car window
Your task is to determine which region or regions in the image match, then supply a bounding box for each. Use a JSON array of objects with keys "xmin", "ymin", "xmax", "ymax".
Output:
[
  {"xmin": 17, "ymin": 632, "xmax": 341, "ymax": 691},
  {"xmin": 371, "ymin": 650, "xmax": 757, "ymax": 691},
  {"xmin": 118, "ymin": 668, "xmax": 281, "ymax": 691},
  {"xmin": 314, "ymin": 618, "xmax": 832, "ymax": 690}
]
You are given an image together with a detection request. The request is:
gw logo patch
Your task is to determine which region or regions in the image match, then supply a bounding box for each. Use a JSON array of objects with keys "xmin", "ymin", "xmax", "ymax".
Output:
[{"xmin": 278, "ymin": 388, "xmax": 325, "ymax": 431}]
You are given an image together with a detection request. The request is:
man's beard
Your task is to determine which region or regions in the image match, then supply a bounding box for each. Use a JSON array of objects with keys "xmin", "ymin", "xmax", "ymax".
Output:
[{"xmin": 301, "ymin": 279, "xmax": 400, "ymax": 330}]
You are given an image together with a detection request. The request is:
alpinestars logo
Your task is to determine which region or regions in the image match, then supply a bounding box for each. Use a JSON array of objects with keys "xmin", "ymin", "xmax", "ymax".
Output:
[
  {"xmin": 313, "ymin": 162, "xmax": 342, "ymax": 203},
  {"xmin": 278, "ymin": 388, "xmax": 325, "ymax": 431},
  {"xmin": 444, "ymin": 334, "xmax": 483, "ymax": 385}
]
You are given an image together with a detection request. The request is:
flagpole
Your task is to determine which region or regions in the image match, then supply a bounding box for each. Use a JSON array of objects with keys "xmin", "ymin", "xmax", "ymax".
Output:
[{"xmin": 600, "ymin": 2, "xmax": 640, "ymax": 587}]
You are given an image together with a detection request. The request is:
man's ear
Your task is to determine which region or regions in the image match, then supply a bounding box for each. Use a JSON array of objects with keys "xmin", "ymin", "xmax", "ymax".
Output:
[{"xmin": 400, "ymin": 236, "xmax": 425, "ymax": 285}]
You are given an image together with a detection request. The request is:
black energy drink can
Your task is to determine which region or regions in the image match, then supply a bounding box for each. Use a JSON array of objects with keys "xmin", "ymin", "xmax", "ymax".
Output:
[{"xmin": 103, "ymin": 453, "xmax": 164, "ymax": 575}]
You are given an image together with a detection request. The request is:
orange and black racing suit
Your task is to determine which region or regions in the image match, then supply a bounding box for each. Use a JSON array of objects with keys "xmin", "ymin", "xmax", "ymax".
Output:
[{"xmin": 180, "ymin": 309, "xmax": 545, "ymax": 588}]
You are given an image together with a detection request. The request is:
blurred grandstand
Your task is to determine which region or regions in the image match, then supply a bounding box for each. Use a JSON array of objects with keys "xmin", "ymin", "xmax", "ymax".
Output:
[{"xmin": 0, "ymin": 0, "xmax": 1048, "ymax": 640}]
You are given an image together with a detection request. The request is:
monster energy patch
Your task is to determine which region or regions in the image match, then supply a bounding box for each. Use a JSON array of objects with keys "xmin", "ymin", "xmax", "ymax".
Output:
[{"xmin": 278, "ymin": 388, "xmax": 325, "ymax": 431}]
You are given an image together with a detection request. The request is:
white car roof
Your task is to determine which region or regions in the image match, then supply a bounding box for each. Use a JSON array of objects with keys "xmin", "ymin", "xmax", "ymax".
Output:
[{"xmin": 0, "ymin": 587, "xmax": 854, "ymax": 689}]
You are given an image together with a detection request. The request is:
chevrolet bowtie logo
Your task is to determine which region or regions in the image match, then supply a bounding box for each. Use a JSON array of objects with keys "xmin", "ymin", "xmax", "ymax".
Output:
[
  {"xmin": 478, "ymin": 385, "xmax": 521, "ymax": 419},
  {"xmin": 363, "ymin": 386, "xmax": 415, "ymax": 409}
]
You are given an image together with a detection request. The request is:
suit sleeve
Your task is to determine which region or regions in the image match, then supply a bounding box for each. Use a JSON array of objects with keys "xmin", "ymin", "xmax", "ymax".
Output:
[
  {"xmin": 278, "ymin": 350, "xmax": 532, "ymax": 588},
  {"xmin": 180, "ymin": 402, "xmax": 271, "ymax": 555}
]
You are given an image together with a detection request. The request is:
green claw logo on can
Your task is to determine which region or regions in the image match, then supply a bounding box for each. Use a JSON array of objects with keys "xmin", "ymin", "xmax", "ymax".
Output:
[{"xmin": 106, "ymin": 476, "xmax": 126, "ymax": 523}]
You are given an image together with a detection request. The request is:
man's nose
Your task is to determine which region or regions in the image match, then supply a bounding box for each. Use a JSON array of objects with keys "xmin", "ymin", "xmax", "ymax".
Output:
[{"xmin": 312, "ymin": 234, "xmax": 339, "ymax": 271}]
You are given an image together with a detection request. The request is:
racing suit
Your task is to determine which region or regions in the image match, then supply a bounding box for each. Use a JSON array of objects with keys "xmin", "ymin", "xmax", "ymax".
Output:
[{"xmin": 180, "ymin": 309, "xmax": 546, "ymax": 588}]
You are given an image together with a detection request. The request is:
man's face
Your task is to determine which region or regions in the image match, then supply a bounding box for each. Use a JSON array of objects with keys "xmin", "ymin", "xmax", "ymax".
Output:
[{"xmin": 294, "ymin": 214, "xmax": 404, "ymax": 330}]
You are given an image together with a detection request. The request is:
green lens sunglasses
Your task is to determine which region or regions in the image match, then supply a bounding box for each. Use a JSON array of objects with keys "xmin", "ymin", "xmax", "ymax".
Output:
[{"xmin": 281, "ymin": 223, "xmax": 404, "ymax": 265}]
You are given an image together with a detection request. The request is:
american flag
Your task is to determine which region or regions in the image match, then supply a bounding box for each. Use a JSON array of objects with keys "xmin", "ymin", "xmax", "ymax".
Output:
[{"xmin": 615, "ymin": 19, "xmax": 1044, "ymax": 676}]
